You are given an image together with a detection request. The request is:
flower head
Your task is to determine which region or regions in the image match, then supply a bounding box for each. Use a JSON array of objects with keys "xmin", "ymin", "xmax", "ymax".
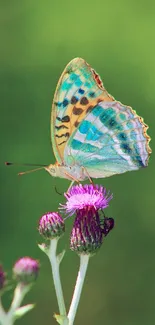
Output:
[
  {"xmin": 62, "ymin": 184, "xmax": 113, "ymax": 216},
  {"xmin": 39, "ymin": 212, "xmax": 65, "ymax": 239},
  {"xmin": 70, "ymin": 207, "xmax": 103, "ymax": 255},
  {"xmin": 0, "ymin": 264, "xmax": 5, "ymax": 290},
  {"xmin": 13, "ymin": 257, "xmax": 39, "ymax": 284},
  {"xmin": 62, "ymin": 184, "xmax": 113, "ymax": 255}
]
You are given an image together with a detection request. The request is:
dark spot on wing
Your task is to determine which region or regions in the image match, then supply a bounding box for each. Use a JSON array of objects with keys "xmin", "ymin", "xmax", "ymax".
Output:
[
  {"xmin": 89, "ymin": 92, "xmax": 95, "ymax": 97},
  {"xmin": 118, "ymin": 132, "xmax": 127, "ymax": 141},
  {"xmin": 56, "ymin": 115, "xmax": 70, "ymax": 122},
  {"xmin": 54, "ymin": 101, "xmax": 62, "ymax": 107},
  {"xmin": 56, "ymin": 132, "xmax": 70, "ymax": 138},
  {"xmin": 62, "ymin": 115, "xmax": 70, "ymax": 122},
  {"xmin": 78, "ymin": 88, "xmax": 85, "ymax": 94},
  {"xmin": 108, "ymin": 118, "xmax": 117, "ymax": 128},
  {"xmin": 58, "ymin": 140, "xmax": 67, "ymax": 146},
  {"xmin": 108, "ymin": 117, "xmax": 122, "ymax": 131},
  {"xmin": 80, "ymin": 97, "xmax": 89, "ymax": 105},
  {"xmin": 55, "ymin": 125, "xmax": 69, "ymax": 130},
  {"xmin": 99, "ymin": 108, "xmax": 115, "ymax": 124},
  {"xmin": 71, "ymin": 96, "xmax": 78, "ymax": 104},
  {"xmin": 63, "ymin": 99, "xmax": 69, "ymax": 107},
  {"xmin": 97, "ymin": 98, "xmax": 103, "ymax": 104},
  {"xmin": 100, "ymin": 111, "xmax": 111, "ymax": 123},
  {"xmin": 86, "ymin": 105, "xmax": 94, "ymax": 113},
  {"xmin": 62, "ymin": 99, "xmax": 68, "ymax": 107},
  {"xmin": 74, "ymin": 121, "xmax": 80, "ymax": 127},
  {"xmin": 73, "ymin": 106, "xmax": 83, "ymax": 115},
  {"xmin": 121, "ymin": 143, "xmax": 132, "ymax": 154}
]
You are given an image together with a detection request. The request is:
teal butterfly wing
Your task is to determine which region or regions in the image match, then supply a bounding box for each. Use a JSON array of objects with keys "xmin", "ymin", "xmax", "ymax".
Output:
[
  {"xmin": 51, "ymin": 58, "xmax": 114, "ymax": 164},
  {"xmin": 51, "ymin": 57, "xmax": 151, "ymax": 179},
  {"xmin": 64, "ymin": 100, "xmax": 151, "ymax": 178}
]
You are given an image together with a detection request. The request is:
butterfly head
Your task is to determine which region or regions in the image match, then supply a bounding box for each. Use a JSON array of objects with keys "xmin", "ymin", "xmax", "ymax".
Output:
[{"xmin": 45, "ymin": 164, "xmax": 57, "ymax": 177}]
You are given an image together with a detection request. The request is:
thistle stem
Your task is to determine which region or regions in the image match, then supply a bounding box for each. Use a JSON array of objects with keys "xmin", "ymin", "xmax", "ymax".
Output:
[
  {"xmin": 0, "ymin": 284, "xmax": 30, "ymax": 325},
  {"xmin": 9, "ymin": 283, "xmax": 30, "ymax": 316},
  {"xmin": 68, "ymin": 254, "xmax": 90, "ymax": 325},
  {"xmin": 48, "ymin": 239, "xmax": 67, "ymax": 318},
  {"xmin": 0, "ymin": 297, "xmax": 6, "ymax": 322}
]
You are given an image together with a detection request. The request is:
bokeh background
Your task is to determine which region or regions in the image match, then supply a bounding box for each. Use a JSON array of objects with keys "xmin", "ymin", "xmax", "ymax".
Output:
[{"xmin": 0, "ymin": 1, "xmax": 155, "ymax": 324}]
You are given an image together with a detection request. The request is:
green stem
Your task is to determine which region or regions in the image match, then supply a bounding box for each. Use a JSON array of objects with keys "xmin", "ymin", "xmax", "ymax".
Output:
[
  {"xmin": 68, "ymin": 254, "xmax": 90, "ymax": 325},
  {"xmin": 0, "ymin": 284, "xmax": 30, "ymax": 325},
  {"xmin": 0, "ymin": 297, "xmax": 6, "ymax": 324},
  {"xmin": 48, "ymin": 239, "xmax": 67, "ymax": 318},
  {"xmin": 8, "ymin": 283, "xmax": 30, "ymax": 316}
]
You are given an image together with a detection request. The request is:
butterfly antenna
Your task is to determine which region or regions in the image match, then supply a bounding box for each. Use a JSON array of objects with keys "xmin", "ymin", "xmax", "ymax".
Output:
[
  {"xmin": 5, "ymin": 162, "xmax": 47, "ymax": 167},
  {"xmin": 5, "ymin": 162, "xmax": 48, "ymax": 176},
  {"xmin": 18, "ymin": 167, "xmax": 45, "ymax": 176}
]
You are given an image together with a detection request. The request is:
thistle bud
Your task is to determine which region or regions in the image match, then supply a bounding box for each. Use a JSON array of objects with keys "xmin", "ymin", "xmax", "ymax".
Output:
[
  {"xmin": 39, "ymin": 212, "xmax": 65, "ymax": 239},
  {"xmin": 13, "ymin": 257, "xmax": 39, "ymax": 285}
]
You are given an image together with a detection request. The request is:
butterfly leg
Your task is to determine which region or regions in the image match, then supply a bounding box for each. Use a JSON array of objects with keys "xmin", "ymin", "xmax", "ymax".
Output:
[
  {"xmin": 64, "ymin": 172, "xmax": 80, "ymax": 192},
  {"xmin": 82, "ymin": 166, "xmax": 102, "ymax": 196},
  {"xmin": 68, "ymin": 180, "xmax": 75, "ymax": 191},
  {"xmin": 65, "ymin": 171, "xmax": 79, "ymax": 183},
  {"xmin": 82, "ymin": 166, "xmax": 94, "ymax": 185}
]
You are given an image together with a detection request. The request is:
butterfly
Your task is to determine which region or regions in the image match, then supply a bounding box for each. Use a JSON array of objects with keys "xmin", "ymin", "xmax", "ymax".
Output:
[{"xmin": 44, "ymin": 57, "xmax": 151, "ymax": 185}]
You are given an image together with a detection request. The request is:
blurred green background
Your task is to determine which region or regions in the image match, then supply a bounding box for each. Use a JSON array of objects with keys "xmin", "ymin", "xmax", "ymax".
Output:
[{"xmin": 0, "ymin": 0, "xmax": 155, "ymax": 324}]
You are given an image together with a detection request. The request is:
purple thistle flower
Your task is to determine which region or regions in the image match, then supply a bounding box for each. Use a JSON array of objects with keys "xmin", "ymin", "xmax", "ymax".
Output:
[
  {"xmin": 62, "ymin": 184, "xmax": 113, "ymax": 217},
  {"xmin": 0, "ymin": 264, "xmax": 5, "ymax": 290},
  {"xmin": 62, "ymin": 184, "xmax": 113, "ymax": 255},
  {"xmin": 39, "ymin": 212, "xmax": 65, "ymax": 239},
  {"xmin": 70, "ymin": 207, "xmax": 103, "ymax": 254},
  {"xmin": 13, "ymin": 257, "xmax": 39, "ymax": 284}
]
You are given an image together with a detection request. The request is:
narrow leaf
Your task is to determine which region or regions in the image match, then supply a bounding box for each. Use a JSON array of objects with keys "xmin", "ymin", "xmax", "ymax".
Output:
[
  {"xmin": 38, "ymin": 243, "xmax": 49, "ymax": 255},
  {"xmin": 13, "ymin": 304, "xmax": 35, "ymax": 319},
  {"xmin": 54, "ymin": 313, "xmax": 69, "ymax": 325},
  {"xmin": 57, "ymin": 250, "xmax": 66, "ymax": 264}
]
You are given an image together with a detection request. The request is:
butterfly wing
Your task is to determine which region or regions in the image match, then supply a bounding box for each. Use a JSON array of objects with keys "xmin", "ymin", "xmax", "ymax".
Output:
[
  {"xmin": 51, "ymin": 58, "xmax": 114, "ymax": 163},
  {"xmin": 64, "ymin": 101, "xmax": 151, "ymax": 178}
]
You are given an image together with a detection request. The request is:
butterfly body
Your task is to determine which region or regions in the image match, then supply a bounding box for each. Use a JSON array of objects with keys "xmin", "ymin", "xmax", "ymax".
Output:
[
  {"xmin": 47, "ymin": 58, "xmax": 151, "ymax": 182},
  {"xmin": 45, "ymin": 163, "xmax": 87, "ymax": 181}
]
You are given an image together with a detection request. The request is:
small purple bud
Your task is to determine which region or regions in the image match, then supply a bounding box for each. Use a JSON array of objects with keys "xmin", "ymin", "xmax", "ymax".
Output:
[
  {"xmin": 39, "ymin": 212, "xmax": 65, "ymax": 239},
  {"xmin": 13, "ymin": 257, "xmax": 39, "ymax": 284},
  {"xmin": 70, "ymin": 207, "xmax": 103, "ymax": 255},
  {"xmin": 0, "ymin": 265, "xmax": 6, "ymax": 290}
]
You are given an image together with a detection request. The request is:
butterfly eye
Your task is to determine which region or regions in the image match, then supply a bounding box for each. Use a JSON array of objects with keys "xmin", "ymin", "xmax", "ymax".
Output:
[{"xmin": 50, "ymin": 167, "xmax": 56, "ymax": 173}]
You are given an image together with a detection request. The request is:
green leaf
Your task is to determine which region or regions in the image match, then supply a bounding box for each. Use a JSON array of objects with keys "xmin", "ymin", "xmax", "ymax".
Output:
[
  {"xmin": 54, "ymin": 313, "xmax": 69, "ymax": 325},
  {"xmin": 38, "ymin": 243, "xmax": 49, "ymax": 255},
  {"xmin": 57, "ymin": 250, "xmax": 66, "ymax": 264},
  {"xmin": 13, "ymin": 304, "xmax": 35, "ymax": 320}
]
